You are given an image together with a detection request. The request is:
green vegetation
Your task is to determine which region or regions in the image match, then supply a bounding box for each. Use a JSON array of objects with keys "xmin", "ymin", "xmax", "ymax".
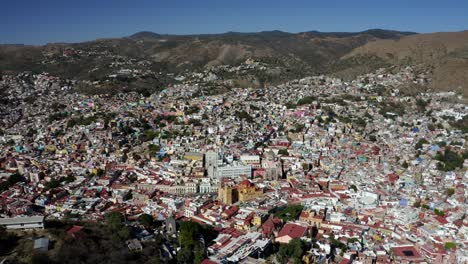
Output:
[
  {"xmin": 296, "ymin": 96, "xmax": 316, "ymax": 106},
  {"xmin": 446, "ymin": 188, "xmax": 455, "ymax": 196},
  {"xmin": 274, "ymin": 204, "xmax": 304, "ymax": 221},
  {"xmin": 0, "ymin": 225, "xmax": 19, "ymax": 255},
  {"xmin": 277, "ymin": 238, "xmax": 306, "ymax": 264},
  {"xmin": 435, "ymin": 148, "xmax": 465, "ymax": 171},
  {"xmin": 444, "ymin": 242, "xmax": 457, "ymax": 250},
  {"xmin": 402, "ymin": 161, "xmax": 409, "ymax": 168},
  {"xmin": 138, "ymin": 213, "xmax": 154, "ymax": 227},
  {"xmin": 329, "ymin": 237, "xmax": 347, "ymax": 258},
  {"xmin": 416, "ymin": 98, "xmax": 430, "ymax": 112},
  {"xmin": 349, "ymin": 184, "xmax": 357, "ymax": 192},
  {"xmin": 278, "ymin": 149, "xmax": 289, "ymax": 156},
  {"xmin": 285, "ymin": 101, "xmax": 297, "ymax": 109},
  {"xmin": 184, "ymin": 105, "xmax": 200, "ymax": 115},
  {"xmin": 235, "ymin": 110, "xmax": 254, "ymax": 123},
  {"xmin": 337, "ymin": 115, "xmax": 352, "ymax": 124},
  {"xmin": 323, "ymin": 97, "xmax": 347, "ymax": 106},
  {"xmin": 347, "ymin": 237, "xmax": 359, "ymax": 244},
  {"xmin": 188, "ymin": 119, "xmax": 202, "ymax": 126},
  {"xmin": 291, "ymin": 123, "xmax": 305, "ymax": 133},
  {"xmin": 67, "ymin": 115, "xmax": 98, "ymax": 127},
  {"xmin": 450, "ymin": 141, "xmax": 463, "ymax": 146},
  {"xmin": 0, "ymin": 172, "xmax": 26, "ymax": 192},
  {"xmin": 450, "ymin": 115, "xmax": 468, "ymax": 133},
  {"xmin": 48, "ymin": 112, "xmax": 69, "ymax": 122},
  {"xmin": 154, "ymin": 114, "xmax": 179, "ymax": 124},
  {"xmin": 51, "ymin": 102, "xmax": 67, "ymax": 111},
  {"xmin": 29, "ymin": 220, "xmax": 168, "ymax": 264},
  {"xmin": 141, "ymin": 130, "xmax": 160, "ymax": 142},
  {"xmin": 341, "ymin": 94, "xmax": 364, "ymax": 102},
  {"xmin": 148, "ymin": 144, "xmax": 161, "ymax": 156},
  {"xmin": 178, "ymin": 221, "xmax": 218, "ymax": 264},
  {"xmin": 434, "ymin": 208, "xmax": 445, "ymax": 217},
  {"xmin": 354, "ymin": 117, "xmax": 366, "ymax": 127},
  {"xmin": 415, "ymin": 138, "xmax": 429, "ymax": 150},
  {"xmin": 378, "ymin": 101, "xmax": 406, "ymax": 118},
  {"xmin": 44, "ymin": 175, "xmax": 76, "ymax": 190},
  {"xmin": 106, "ymin": 212, "xmax": 131, "ymax": 240}
]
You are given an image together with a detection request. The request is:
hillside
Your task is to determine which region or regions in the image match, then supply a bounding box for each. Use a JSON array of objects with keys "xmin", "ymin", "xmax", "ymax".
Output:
[
  {"xmin": 4, "ymin": 29, "xmax": 468, "ymax": 96},
  {"xmin": 343, "ymin": 31, "xmax": 468, "ymax": 96},
  {"xmin": 0, "ymin": 29, "xmax": 414, "ymax": 76}
]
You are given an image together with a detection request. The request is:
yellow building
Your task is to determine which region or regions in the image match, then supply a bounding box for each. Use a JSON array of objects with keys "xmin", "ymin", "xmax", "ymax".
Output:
[
  {"xmin": 238, "ymin": 180, "xmax": 263, "ymax": 203},
  {"xmin": 252, "ymin": 214, "xmax": 263, "ymax": 227},
  {"xmin": 218, "ymin": 185, "xmax": 235, "ymax": 205},
  {"xmin": 218, "ymin": 180, "xmax": 262, "ymax": 205},
  {"xmin": 183, "ymin": 152, "xmax": 204, "ymax": 161}
]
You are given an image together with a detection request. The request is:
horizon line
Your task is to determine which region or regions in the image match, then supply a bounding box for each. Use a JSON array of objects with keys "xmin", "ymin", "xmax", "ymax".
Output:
[{"xmin": 2, "ymin": 28, "xmax": 468, "ymax": 46}]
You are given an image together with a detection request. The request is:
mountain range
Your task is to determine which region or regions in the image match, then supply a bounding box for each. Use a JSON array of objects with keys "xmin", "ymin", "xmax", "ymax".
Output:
[{"xmin": 1, "ymin": 29, "xmax": 467, "ymax": 96}]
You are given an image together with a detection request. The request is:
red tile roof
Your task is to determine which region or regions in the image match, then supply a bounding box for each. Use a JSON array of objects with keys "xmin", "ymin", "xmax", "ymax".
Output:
[
  {"xmin": 278, "ymin": 223, "xmax": 307, "ymax": 239},
  {"xmin": 434, "ymin": 215, "xmax": 448, "ymax": 225},
  {"xmin": 392, "ymin": 245, "xmax": 422, "ymax": 258},
  {"xmin": 67, "ymin": 225, "xmax": 84, "ymax": 237}
]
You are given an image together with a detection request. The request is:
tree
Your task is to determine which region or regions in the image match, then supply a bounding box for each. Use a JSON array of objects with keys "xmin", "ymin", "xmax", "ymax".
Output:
[
  {"xmin": 402, "ymin": 161, "xmax": 409, "ymax": 169},
  {"xmin": 193, "ymin": 244, "xmax": 205, "ymax": 264},
  {"xmin": 274, "ymin": 204, "xmax": 304, "ymax": 221},
  {"xmin": 116, "ymin": 226, "xmax": 131, "ymax": 240},
  {"xmin": 45, "ymin": 178, "xmax": 63, "ymax": 190},
  {"xmin": 444, "ymin": 242, "xmax": 456, "ymax": 250},
  {"xmin": 415, "ymin": 138, "xmax": 428, "ymax": 150},
  {"xmin": 310, "ymin": 225, "xmax": 319, "ymax": 239},
  {"xmin": 278, "ymin": 149, "xmax": 289, "ymax": 156},
  {"xmin": 277, "ymin": 238, "xmax": 306, "ymax": 263},
  {"xmin": 138, "ymin": 213, "xmax": 154, "ymax": 227},
  {"xmin": 349, "ymin": 184, "xmax": 357, "ymax": 192},
  {"xmin": 297, "ymin": 96, "xmax": 316, "ymax": 106},
  {"xmin": 235, "ymin": 110, "xmax": 254, "ymax": 123},
  {"xmin": 434, "ymin": 208, "xmax": 445, "ymax": 217},
  {"xmin": 179, "ymin": 221, "xmax": 201, "ymax": 248},
  {"xmin": 446, "ymin": 188, "xmax": 455, "ymax": 196},
  {"xmin": 106, "ymin": 211, "xmax": 125, "ymax": 230},
  {"xmin": 0, "ymin": 172, "xmax": 26, "ymax": 192},
  {"xmin": 416, "ymin": 98, "xmax": 430, "ymax": 112},
  {"xmin": 435, "ymin": 148, "xmax": 464, "ymax": 171},
  {"xmin": 177, "ymin": 247, "xmax": 194, "ymax": 264},
  {"xmin": 31, "ymin": 252, "xmax": 51, "ymax": 264},
  {"xmin": 437, "ymin": 141, "xmax": 447, "ymax": 148}
]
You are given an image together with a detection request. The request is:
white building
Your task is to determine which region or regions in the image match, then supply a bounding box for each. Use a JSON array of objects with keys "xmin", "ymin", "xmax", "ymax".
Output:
[
  {"xmin": 240, "ymin": 155, "xmax": 261, "ymax": 168},
  {"xmin": 0, "ymin": 216, "xmax": 44, "ymax": 230},
  {"xmin": 215, "ymin": 163, "xmax": 251, "ymax": 179}
]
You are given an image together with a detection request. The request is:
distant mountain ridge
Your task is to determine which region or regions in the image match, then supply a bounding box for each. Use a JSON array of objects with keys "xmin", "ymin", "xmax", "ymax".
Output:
[
  {"xmin": 128, "ymin": 28, "xmax": 416, "ymax": 40},
  {"xmin": 1, "ymin": 29, "xmax": 468, "ymax": 96}
]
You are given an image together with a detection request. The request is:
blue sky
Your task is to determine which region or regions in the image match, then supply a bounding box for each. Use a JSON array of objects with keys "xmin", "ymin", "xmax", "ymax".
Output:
[{"xmin": 1, "ymin": 0, "xmax": 467, "ymax": 44}]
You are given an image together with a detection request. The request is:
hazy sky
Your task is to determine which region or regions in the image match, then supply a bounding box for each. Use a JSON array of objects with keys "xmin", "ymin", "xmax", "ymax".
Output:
[{"xmin": 1, "ymin": 0, "xmax": 467, "ymax": 44}]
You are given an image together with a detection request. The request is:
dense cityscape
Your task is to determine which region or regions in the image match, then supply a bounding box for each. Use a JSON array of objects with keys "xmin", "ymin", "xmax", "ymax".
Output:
[
  {"xmin": 0, "ymin": 52, "xmax": 467, "ymax": 263},
  {"xmin": 2, "ymin": 1, "xmax": 468, "ymax": 263}
]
